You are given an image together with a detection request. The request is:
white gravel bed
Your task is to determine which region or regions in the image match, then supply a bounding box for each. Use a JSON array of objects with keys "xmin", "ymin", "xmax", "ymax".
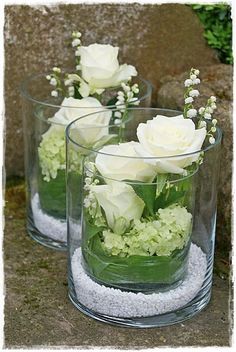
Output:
[
  {"xmin": 71, "ymin": 244, "xmax": 207, "ymax": 318},
  {"xmin": 31, "ymin": 193, "xmax": 67, "ymax": 243}
]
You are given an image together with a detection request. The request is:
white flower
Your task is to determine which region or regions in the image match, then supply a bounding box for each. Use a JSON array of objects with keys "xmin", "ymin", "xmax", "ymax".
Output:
[
  {"xmin": 209, "ymin": 137, "xmax": 215, "ymax": 144},
  {"xmin": 50, "ymin": 78, "xmax": 57, "ymax": 86},
  {"xmin": 72, "ymin": 38, "xmax": 81, "ymax": 47},
  {"xmin": 76, "ymin": 65, "xmax": 81, "ymax": 71},
  {"xmin": 48, "ymin": 96, "xmax": 111, "ymax": 146},
  {"xmin": 192, "ymin": 78, "xmax": 200, "ymax": 85},
  {"xmin": 75, "ymin": 50, "xmax": 80, "ymax": 57},
  {"xmin": 190, "ymin": 74, "xmax": 197, "ymax": 80},
  {"xmin": 72, "ymin": 31, "xmax": 82, "ymax": 38},
  {"xmin": 46, "ymin": 75, "xmax": 51, "ymax": 80},
  {"xmin": 210, "ymin": 96, "xmax": 217, "ymax": 102},
  {"xmin": 212, "ymin": 119, "xmax": 217, "ymax": 125},
  {"xmin": 64, "ymin": 79, "xmax": 72, "ymax": 86},
  {"xmin": 199, "ymin": 107, "xmax": 205, "ymax": 114},
  {"xmin": 205, "ymin": 107, "xmax": 213, "ymax": 114},
  {"xmin": 187, "ymin": 109, "xmax": 197, "ymax": 118},
  {"xmin": 211, "ymin": 103, "xmax": 217, "ymax": 110},
  {"xmin": 95, "ymin": 142, "xmax": 157, "ymax": 183},
  {"xmin": 204, "ymin": 113, "xmax": 212, "ymax": 120},
  {"xmin": 90, "ymin": 181, "xmax": 145, "ymax": 233},
  {"xmin": 53, "ymin": 67, "xmax": 61, "ymax": 73},
  {"xmin": 136, "ymin": 114, "xmax": 206, "ymax": 174},
  {"xmin": 189, "ymin": 89, "xmax": 199, "ymax": 97},
  {"xmin": 51, "ymin": 90, "xmax": 58, "ymax": 97},
  {"xmin": 184, "ymin": 79, "xmax": 193, "ymax": 87},
  {"xmin": 78, "ymin": 43, "xmax": 137, "ymax": 89},
  {"xmin": 211, "ymin": 127, "xmax": 216, "ymax": 132},
  {"xmin": 199, "ymin": 121, "xmax": 207, "ymax": 128},
  {"xmin": 194, "ymin": 69, "xmax": 200, "ymax": 75},
  {"xmin": 185, "ymin": 97, "xmax": 194, "ymax": 104}
]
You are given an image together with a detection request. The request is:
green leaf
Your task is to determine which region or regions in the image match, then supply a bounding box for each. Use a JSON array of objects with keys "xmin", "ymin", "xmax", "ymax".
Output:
[
  {"xmin": 38, "ymin": 170, "xmax": 66, "ymax": 219},
  {"xmin": 85, "ymin": 220, "xmax": 104, "ymax": 240},
  {"xmin": 156, "ymin": 174, "xmax": 167, "ymax": 198},
  {"xmin": 129, "ymin": 182, "xmax": 156, "ymax": 216},
  {"xmin": 83, "ymin": 234, "xmax": 190, "ymax": 286}
]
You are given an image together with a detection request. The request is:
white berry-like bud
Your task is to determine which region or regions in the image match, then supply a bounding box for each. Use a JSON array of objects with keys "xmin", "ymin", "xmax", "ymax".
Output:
[
  {"xmin": 50, "ymin": 77, "xmax": 57, "ymax": 86},
  {"xmin": 190, "ymin": 74, "xmax": 197, "ymax": 80},
  {"xmin": 46, "ymin": 75, "xmax": 51, "ymax": 80},
  {"xmin": 51, "ymin": 90, "xmax": 58, "ymax": 97},
  {"xmin": 211, "ymin": 103, "xmax": 217, "ymax": 110},
  {"xmin": 211, "ymin": 127, "xmax": 216, "ymax": 132},
  {"xmin": 189, "ymin": 89, "xmax": 200, "ymax": 97},
  {"xmin": 187, "ymin": 109, "xmax": 197, "ymax": 118},
  {"xmin": 53, "ymin": 67, "xmax": 61, "ymax": 73},
  {"xmin": 75, "ymin": 50, "xmax": 80, "ymax": 57},
  {"xmin": 210, "ymin": 96, "xmax": 217, "ymax": 102},
  {"xmin": 199, "ymin": 107, "xmax": 205, "ymax": 114},
  {"xmin": 209, "ymin": 137, "xmax": 215, "ymax": 144},
  {"xmin": 194, "ymin": 69, "xmax": 200, "ymax": 76},
  {"xmin": 199, "ymin": 121, "xmax": 207, "ymax": 128},
  {"xmin": 212, "ymin": 119, "xmax": 217, "ymax": 125},
  {"xmin": 76, "ymin": 65, "xmax": 81, "ymax": 71},
  {"xmin": 72, "ymin": 38, "xmax": 81, "ymax": 47},
  {"xmin": 64, "ymin": 79, "xmax": 72, "ymax": 86},
  {"xmin": 206, "ymin": 107, "xmax": 213, "ymax": 114},
  {"xmin": 185, "ymin": 97, "xmax": 194, "ymax": 104},
  {"xmin": 184, "ymin": 79, "xmax": 193, "ymax": 87},
  {"xmin": 192, "ymin": 78, "xmax": 200, "ymax": 85},
  {"xmin": 204, "ymin": 113, "xmax": 212, "ymax": 120}
]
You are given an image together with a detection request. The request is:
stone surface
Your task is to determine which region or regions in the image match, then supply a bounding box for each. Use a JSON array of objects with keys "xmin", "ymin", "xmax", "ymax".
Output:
[
  {"xmin": 4, "ymin": 181, "xmax": 231, "ymax": 348},
  {"xmin": 4, "ymin": 3, "xmax": 219, "ymax": 176},
  {"xmin": 156, "ymin": 64, "xmax": 233, "ymax": 252}
]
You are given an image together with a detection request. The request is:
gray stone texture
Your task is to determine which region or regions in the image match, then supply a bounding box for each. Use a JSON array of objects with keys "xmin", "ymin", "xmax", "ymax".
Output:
[
  {"xmin": 157, "ymin": 64, "xmax": 232, "ymax": 248},
  {"xmin": 4, "ymin": 3, "xmax": 219, "ymax": 176}
]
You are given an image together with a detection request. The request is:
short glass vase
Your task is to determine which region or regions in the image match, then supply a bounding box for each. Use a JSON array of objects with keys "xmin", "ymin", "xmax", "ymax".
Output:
[
  {"xmin": 66, "ymin": 107, "xmax": 222, "ymax": 327},
  {"xmin": 20, "ymin": 73, "xmax": 152, "ymax": 250}
]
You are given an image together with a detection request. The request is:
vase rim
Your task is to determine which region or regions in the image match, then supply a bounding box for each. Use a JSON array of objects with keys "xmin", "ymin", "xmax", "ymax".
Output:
[
  {"xmin": 66, "ymin": 107, "xmax": 222, "ymax": 160},
  {"xmin": 19, "ymin": 72, "xmax": 152, "ymax": 108}
]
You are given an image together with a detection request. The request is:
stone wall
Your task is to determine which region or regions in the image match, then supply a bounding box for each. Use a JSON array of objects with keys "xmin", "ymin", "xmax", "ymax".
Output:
[{"xmin": 4, "ymin": 3, "xmax": 219, "ymax": 176}]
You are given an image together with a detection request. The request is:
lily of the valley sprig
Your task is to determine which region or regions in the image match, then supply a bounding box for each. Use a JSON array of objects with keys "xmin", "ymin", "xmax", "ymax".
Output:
[{"xmin": 183, "ymin": 68, "xmax": 218, "ymax": 145}]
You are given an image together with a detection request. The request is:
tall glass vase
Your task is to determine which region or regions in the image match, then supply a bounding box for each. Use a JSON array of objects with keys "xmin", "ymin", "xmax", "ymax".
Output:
[
  {"xmin": 20, "ymin": 73, "xmax": 152, "ymax": 250},
  {"xmin": 66, "ymin": 107, "xmax": 222, "ymax": 327}
]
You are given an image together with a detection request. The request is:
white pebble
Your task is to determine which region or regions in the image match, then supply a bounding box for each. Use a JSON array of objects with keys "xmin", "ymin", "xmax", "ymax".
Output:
[{"xmin": 71, "ymin": 244, "xmax": 207, "ymax": 318}]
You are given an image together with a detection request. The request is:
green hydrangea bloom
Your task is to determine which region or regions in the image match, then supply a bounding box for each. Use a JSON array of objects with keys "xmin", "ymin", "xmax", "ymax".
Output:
[
  {"xmin": 38, "ymin": 125, "xmax": 82, "ymax": 181},
  {"xmin": 102, "ymin": 204, "xmax": 192, "ymax": 257}
]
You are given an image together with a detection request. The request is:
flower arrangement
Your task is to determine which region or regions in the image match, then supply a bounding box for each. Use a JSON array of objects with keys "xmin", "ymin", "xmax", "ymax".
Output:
[
  {"xmin": 81, "ymin": 68, "xmax": 218, "ymax": 288},
  {"xmin": 37, "ymin": 31, "xmax": 142, "ymax": 221}
]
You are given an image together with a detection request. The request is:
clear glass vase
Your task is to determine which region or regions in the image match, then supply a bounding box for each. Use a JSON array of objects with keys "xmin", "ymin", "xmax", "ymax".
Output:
[
  {"xmin": 66, "ymin": 107, "xmax": 222, "ymax": 327},
  {"xmin": 20, "ymin": 73, "xmax": 152, "ymax": 250}
]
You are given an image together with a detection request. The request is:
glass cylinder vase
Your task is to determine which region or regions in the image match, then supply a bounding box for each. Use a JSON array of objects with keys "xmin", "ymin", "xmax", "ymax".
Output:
[
  {"xmin": 67, "ymin": 107, "xmax": 222, "ymax": 327},
  {"xmin": 20, "ymin": 73, "xmax": 152, "ymax": 250}
]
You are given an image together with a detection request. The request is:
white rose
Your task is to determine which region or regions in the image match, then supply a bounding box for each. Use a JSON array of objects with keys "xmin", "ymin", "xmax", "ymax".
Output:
[
  {"xmin": 49, "ymin": 97, "xmax": 111, "ymax": 146},
  {"xmin": 95, "ymin": 142, "xmax": 156, "ymax": 182},
  {"xmin": 90, "ymin": 181, "xmax": 144, "ymax": 234},
  {"xmin": 78, "ymin": 44, "xmax": 137, "ymax": 89},
  {"xmin": 136, "ymin": 115, "xmax": 206, "ymax": 174}
]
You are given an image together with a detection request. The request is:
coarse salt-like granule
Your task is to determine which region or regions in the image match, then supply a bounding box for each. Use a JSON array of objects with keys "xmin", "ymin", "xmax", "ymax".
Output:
[
  {"xmin": 31, "ymin": 193, "xmax": 67, "ymax": 243},
  {"xmin": 71, "ymin": 244, "xmax": 208, "ymax": 318}
]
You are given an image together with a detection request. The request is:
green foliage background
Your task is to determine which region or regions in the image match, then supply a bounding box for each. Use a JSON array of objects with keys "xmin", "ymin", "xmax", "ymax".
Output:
[{"xmin": 191, "ymin": 4, "xmax": 232, "ymax": 64}]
